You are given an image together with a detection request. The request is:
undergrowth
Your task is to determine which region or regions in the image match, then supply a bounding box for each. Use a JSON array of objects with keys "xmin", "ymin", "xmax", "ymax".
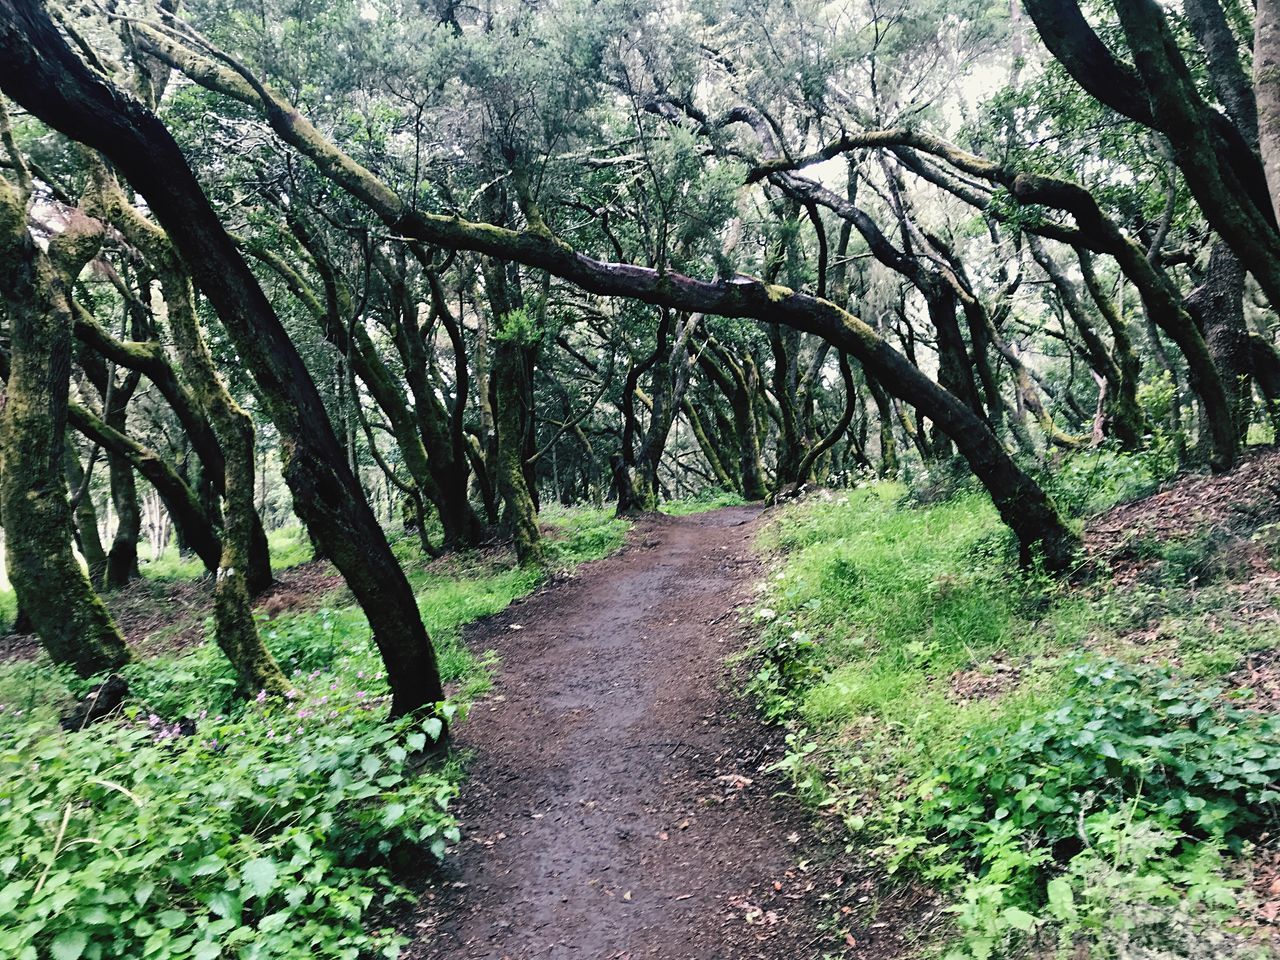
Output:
[
  {"xmin": 751, "ymin": 460, "xmax": 1278, "ymax": 960},
  {"xmin": 662, "ymin": 488, "xmax": 747, "ymax": 516},
  {"xmin": 0, "ymin": 507, "xmax": 627, "ymax": 959}
]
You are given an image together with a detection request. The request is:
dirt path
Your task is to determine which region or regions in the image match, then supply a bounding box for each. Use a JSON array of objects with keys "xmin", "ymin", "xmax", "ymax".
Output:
[{"xmin": 402, "ymin": 506, "xmax": 841, "ymax": 960}]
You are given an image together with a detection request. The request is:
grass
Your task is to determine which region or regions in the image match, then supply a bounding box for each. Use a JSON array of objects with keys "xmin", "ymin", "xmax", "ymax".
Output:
[
  {"xmin": 143, "ymin": 525, "xmax": 313, "ymax": 583},
  {"xmin": 751, "ymin": 475, "xmax": 1280, "ymax": 959},
  {"xmin": 661, "ymin": 488, "xmax": 747, "ymax": 516}
]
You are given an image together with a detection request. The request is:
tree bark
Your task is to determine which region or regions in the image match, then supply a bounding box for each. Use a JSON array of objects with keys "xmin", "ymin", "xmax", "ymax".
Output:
[
  {"xmin": 0, "ymin": 1, "xmax": 443, "ymax": 716},
  {"xmin": 1258, "ymin": 0, "xmax": 1280, "ymax": 225},
  {"xmin": 0, "ymin": 184, "xmax": 130, "ymax": 676}
]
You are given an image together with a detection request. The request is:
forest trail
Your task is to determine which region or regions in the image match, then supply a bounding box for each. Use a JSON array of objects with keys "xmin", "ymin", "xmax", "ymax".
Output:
[{"xmin": 402, "ymin": 506, "xmax": 837, "ymax": 960}]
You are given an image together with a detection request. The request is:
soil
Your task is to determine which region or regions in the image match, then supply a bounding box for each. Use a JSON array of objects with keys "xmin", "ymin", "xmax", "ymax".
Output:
[
  {"xmin": 1085, "ymin": 447, "xmax": 1280, "ymax": 585},
  {"xmin": 399, "ymin": 506, "xmax": 918, "ymax": 960}
]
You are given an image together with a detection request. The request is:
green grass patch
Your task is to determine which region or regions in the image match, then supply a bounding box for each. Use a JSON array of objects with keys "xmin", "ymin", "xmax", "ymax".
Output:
[
  {"xmin": 661, "ymin": 488, "xmax": 747, "ymax": 516},
  {"xmin": 143, "ymin": 526, "xmax": 314, "ymax": 584},
  {"xmin": 752, "ymin": 484, "xmax": 1279, "ymax": 959}
]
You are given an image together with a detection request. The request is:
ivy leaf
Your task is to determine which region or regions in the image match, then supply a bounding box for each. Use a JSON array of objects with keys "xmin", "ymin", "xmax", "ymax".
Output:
[
  {"xmin": 207, "ymin": 890, "xmax": 241, "ymax": 920},
  {"xmin": 190, "ymin": 855, "xmax": 226, "ymax": 878},
  {"xmin": 381, "ymin": 803, "xmax": 407, "ymax": 827},
  {"xmin": 1046, "ymin": 878, "xmax": 1075, "ymax": 919},
  {"xmin": 1002, "ymin": 906, "xmax": 1037, "ymax": 932},
  {"xmin": 241, "ymin": 858, "xmax": 278, "ymax": 900},
  {"xmin": 51, "ymin": 929, "xmax": 88, "ymax": 960}
]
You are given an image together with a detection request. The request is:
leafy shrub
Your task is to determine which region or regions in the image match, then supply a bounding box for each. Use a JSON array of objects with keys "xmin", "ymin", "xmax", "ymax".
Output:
[
  {"xmin": 1045, "ymin": 446, "xmax": 1173, "ymax": 518},
  {"xmin": 0, "ymin": 687, "xmax": 457, "ymax": 960},
  {"xmin": 756, "ymin": 486, "xmax": 1278, "ymax": 960},
  {"xmin": 942, "ymin": 812, "xmax": 1256, "ymax": 960},
  {"xmin": 911, "ymin": 656, "xmax": 1280, "ymax": 898}
]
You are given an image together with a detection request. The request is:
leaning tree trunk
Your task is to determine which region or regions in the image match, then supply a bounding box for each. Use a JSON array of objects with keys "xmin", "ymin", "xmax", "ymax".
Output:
[
  {"xmin": 0, "ymin": 5, "xmax": 445, "ymax": 717},
  {"xmin": 0, "ymin": 185, "xmax": 130, "ymax": 676},
  {"xmin": 92, "ymin": 171, "xmax": 289, "ymax": 697},
  {"xmin": 68, "ymin": 401, "xmax": 225, "ymax": 589},
  {"xmin": 72, "ymin": 305, "xmax": 273, "ymax": 594}
]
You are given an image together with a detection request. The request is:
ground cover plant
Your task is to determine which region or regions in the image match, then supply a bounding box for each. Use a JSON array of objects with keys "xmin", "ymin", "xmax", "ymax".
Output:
[
  {"xmin": 0, "ymin": 508, "xmax": 626, "ymax": 960},
  {"xmin": 751, "ymin": 453, "xmax": 1280, "ymax": 959}
]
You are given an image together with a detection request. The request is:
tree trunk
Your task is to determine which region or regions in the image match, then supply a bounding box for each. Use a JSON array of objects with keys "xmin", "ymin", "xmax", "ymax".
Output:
[
  {"xmin": 64, "ymin": 437, "xmax": 108, "ymax": 586},
  {"xmin": 494, "ymin": 337, "xmax": 544, "ymax": 563},
  {"xmin": 91, "ymin": 171, "xmax": 289, "ymax": 697},
  {"xmin": 0, "ymin": 5, "xmax": 444, "ymax": 717},
  {"xmin": 1186, "ymin": 242, "xmax": 1252, "ymax": 444},
  {"xmin": 0, "ymin": 185, "xmax": 130, "ymax": 676},
  {"xmin": 103, "ymin": 380, "xmax": 142, "ymax": 588}
]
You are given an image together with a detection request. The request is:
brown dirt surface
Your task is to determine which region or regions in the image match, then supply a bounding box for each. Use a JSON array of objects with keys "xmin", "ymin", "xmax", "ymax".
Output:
[
  {"xmin": 399, "ymin": 507, "xmax": 920, "ymax": 960},
  {"xmin": 1085, "ymin": 448, "xmax": 1280, "ymax": 584}
]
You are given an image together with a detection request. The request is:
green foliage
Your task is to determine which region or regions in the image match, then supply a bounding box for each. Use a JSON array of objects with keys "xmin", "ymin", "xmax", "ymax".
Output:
[
  {"xmin": 492, "ymin": 307, "xmax": 543, "ymax": 348},
  {"xmin": 941, "ymin": 812, "xmax": 1255, "ymax": 960},
  {"xmin": 753, "ymin": 485, "xmax": 1279, "ymax": 959},
  {"xmin": 752, "ymin": 486, "xmax": 1029, "ymax": 746},
  {"xmin": 0, "ymin": 663, "xmax": 458, "ymax": 960},
  {"xmin": 661, "ymin": 488, "xmax": 746, "ymax": 516},
  {"xmin": 540, "ymin": 506, "xmax": 629, "ymax": 566},
  {"xmin": 913, "ymin": 657, "xmax": 1280, "ymax": 884},
  {"xmin": 1045, "ymin": 446, "xmax": 1177, "ymax": 518},
  {"xmin": 0, "ymin": 506, "xmax": 629, "ymax": 959}
]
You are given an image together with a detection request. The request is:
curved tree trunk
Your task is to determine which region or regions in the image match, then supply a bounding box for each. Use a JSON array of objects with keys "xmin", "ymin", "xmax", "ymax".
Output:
[
  {"xmin": 0, "ymin": 184, "xmax": 130, "ymax": 676},
  {"xmin": 0, "ymin": 10, "xmax": 446, "ymax": 717},
  {"xmin": 91, "ymin": 170, "xmax": 289, "ymax": 698},
  {"xmin": 68, "ymin": 400, "xmax": 224, "ymax": 580}
]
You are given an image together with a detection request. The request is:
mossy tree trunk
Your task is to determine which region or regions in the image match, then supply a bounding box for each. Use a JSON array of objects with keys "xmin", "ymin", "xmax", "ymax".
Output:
[
  {"xmin": 91, "ymin": 170, "xmax": 289, "ymax": 697},
  {"xmin": 482, "ymin": 257, "xmax": 544, "ymax": 564},
  {"xmin": 103, "ymin": 370, "xmax": 143, "ymax": 588},
  {"xmin": 0, "ymin": 182, "xmax": 131, "ymax": 676},
  {"xmin": 494, "ymin": 336, "xmax": 544, "ymax": 563},
  {"xmin": 0, "ymin": 7, "xmax": 447, "ymax": 717},
  {"xmin": 1187, "ymin": 242, "xmax": 1253, "ymax": 445},
  {"xmin": 64, "ymin": 437, "xmax": 108, "ymax": 586}
]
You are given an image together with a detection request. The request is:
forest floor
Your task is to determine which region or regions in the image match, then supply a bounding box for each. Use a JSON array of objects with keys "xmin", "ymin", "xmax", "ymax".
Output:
[{"xmin": 398, "ymin": 506, "xmax": 872, "ymax": 960}]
